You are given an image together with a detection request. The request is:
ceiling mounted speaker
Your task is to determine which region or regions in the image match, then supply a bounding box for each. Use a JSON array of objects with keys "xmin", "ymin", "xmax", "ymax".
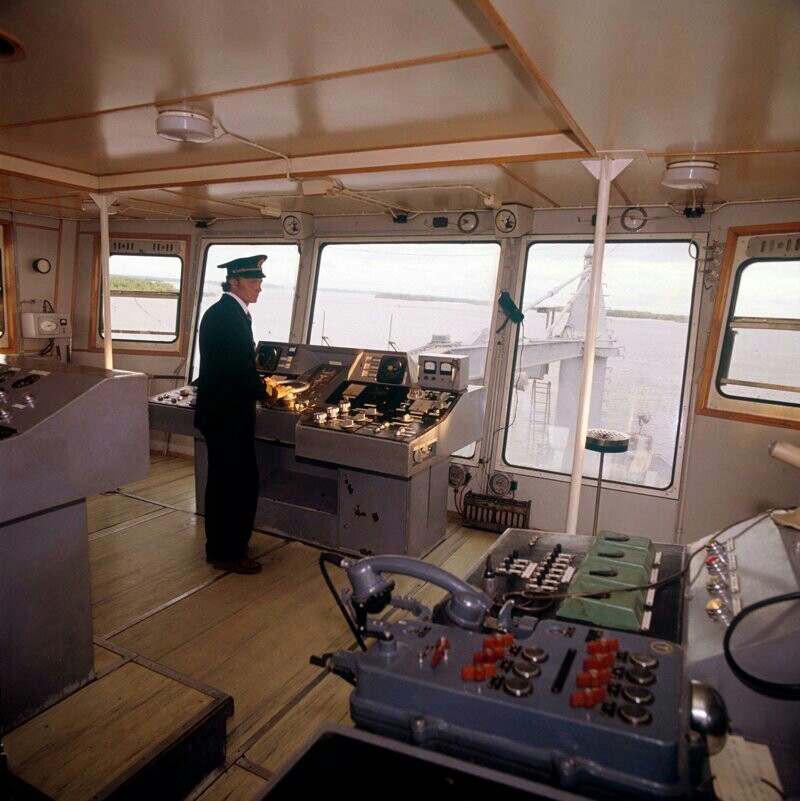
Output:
[
  {"xmin": 156, "ymin": 110, "xmax": 215, "ymax": 144},
  {"xmin": 661, "ymin": 160, "xmax": 720, "ymax": 190}
]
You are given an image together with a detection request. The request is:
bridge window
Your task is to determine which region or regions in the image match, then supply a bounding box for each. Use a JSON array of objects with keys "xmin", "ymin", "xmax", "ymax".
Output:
[
  {"xmin": 309, "ymin": 242, "xmax": 501, "ymax": 381},
  {"xmin": 100, "ymin": 254, "xmax": 183, "ymax": 343},
  {"xmin": 699, "ymin": 227, "xmax": 800, "ymax": 428},
  {"xmin": 503, "ymin": 241, "xmax": 697, "ymax": 491},
  {"xmin": 717, "ymin": 259, "xmax": 799, "ymax": 407},
  {"xmin": 191, "ymin": 242, "xmax": 300, "ymax": 379}
]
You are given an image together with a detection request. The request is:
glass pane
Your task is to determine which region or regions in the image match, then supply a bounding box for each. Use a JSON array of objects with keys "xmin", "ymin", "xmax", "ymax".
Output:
[
  {"xmin": 734, "ymin": 260, "xmax": 800, "ymax": 319},
  {"xmin": 722, "ymin": 328, "xmax": 800, "ymax": 405},
  {"xmin": 110, "ymin": 296, "xmax": 179, "ymax": 342},
  {"xmin": 109, "ymin": 254, "xmax": 182, "ymax": 293},
  {"xmin": 311, "ymin": 243, "xmax": 500, "ymax": 382},
  {"xmin": 102, "ymin": 254, "xmax": 183, "ymax": 342},
  {"xmin": 192, "ymin": 243, "xmax": 300, "ymax": 379},
  {"xmin": 504, "ymin": 242, "xmax": 695, "ymax": 490}
]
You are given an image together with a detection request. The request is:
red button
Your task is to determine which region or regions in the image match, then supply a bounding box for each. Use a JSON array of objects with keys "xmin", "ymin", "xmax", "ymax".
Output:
[
  {"xmin": 606, "ymin": 638, "xmax": 619, "ymax": 653},
  {"xmin": 501, "ymin": 633, "xmax": 515, "ymax": 647},
  {"xmin": 570, "ymin": 690, "xmax": 587, "ymax": 707},
  {"xmin": 584, "ymin": 653, "xmax": 614, "ymax": 671},
  {"xmin": 474, "ymin": 664, "xmax": 486, "ymax": 682},
  {"xmin": 461, "ymin": 666, "xmax": 475, "ymax": 681},
  {"xmin": 484, "ymin": 663, "xmax": 497, "ymax": 678},
  {"xmin": 587, "ymin": 639, "xmax": 609, "ymax": 655}
]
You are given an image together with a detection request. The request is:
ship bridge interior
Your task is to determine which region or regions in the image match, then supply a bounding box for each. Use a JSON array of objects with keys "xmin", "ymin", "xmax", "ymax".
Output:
[{"xmin": 0, "ymin": 2, "xmax": 799, "ymax": 800}]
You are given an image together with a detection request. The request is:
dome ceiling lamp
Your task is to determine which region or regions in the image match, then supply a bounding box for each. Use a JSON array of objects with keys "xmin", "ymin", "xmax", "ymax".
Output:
[
  {"xmin": 155, "ymin": 109, "xmax": 216, "ymax": 144},
  {"xmin": 661, "ymin": 159, "xmax": 720, "ymax": 190}
]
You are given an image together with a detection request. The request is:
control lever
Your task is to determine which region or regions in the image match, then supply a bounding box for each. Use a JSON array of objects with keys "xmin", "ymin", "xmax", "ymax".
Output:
[{"xmin": 309, "ymin": 652, "xmax": 356, "ymax": 686}]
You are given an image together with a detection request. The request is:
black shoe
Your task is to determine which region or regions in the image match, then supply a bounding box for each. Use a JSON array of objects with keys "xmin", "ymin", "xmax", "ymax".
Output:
[{"xmin": 210, "ymin": 557, "xmax": 262, "ymax": 574}]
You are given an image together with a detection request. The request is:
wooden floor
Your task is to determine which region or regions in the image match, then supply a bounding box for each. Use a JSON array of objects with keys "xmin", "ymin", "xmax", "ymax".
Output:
[{"xmin": 78, "ymin": 455, "xmax": 494, "ymax": 800}]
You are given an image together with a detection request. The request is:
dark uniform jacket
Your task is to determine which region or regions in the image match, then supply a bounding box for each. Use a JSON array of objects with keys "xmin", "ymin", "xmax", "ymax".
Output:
[{"xmin": 194, "ymin": 294, "xmax": 266, "ymax": 434}]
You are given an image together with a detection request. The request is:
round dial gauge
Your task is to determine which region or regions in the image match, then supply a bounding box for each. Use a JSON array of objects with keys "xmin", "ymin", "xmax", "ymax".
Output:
[
  {"xmin": 488, "ymin": 471, "xmax": 512, "ymax": 496},
  {"xmin": 39, "ymin": 319, "xmax": 59, "ymax": 333},
  {"xmin": 494, "ymin": 208, "xmax": 517, "ymax": 233},
  {"xmin": 457, "ymin": 211, "xmax": 479, "ymax": 234},
  {"xmin": 620, "ymin": 206, "xmax": 648, "ymax": 232},
  {"xmin": 282, "ymin": 214, "xmax": 302, "ymax": 236},
  {"xmin": 32, "ymin": 258, "xmax": 52, "ymax": 274}
]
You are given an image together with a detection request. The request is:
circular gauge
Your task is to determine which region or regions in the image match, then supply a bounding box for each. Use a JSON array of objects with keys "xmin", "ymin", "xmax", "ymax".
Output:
[
  {"xmin": 39, "ymin": 319, "xmax": 59, "ymax": 333},
  {"xmin": 282, "ymin": 214, "xmax": 302, "ymax": 236},
  {"xmin": 620, "ymin": 206, "xmax": 648, "ymax": 232},
  {"xmin": 457, "ymin": 211, "xmax": 479, "ymax": 234},
  {"xmin": 448, "ymin": 463, "xmax": 468, "ymax": 488},
  {"xmin": 32, "ymin": 258, "xmax": 52, "ymax": 274},
  {"xmin": 488, "ymin": 471, "xmax": 512, "ymax": 496},
  {"xmin": 494, "ymin": 208, "xmax": 517, "ymax": 233}
]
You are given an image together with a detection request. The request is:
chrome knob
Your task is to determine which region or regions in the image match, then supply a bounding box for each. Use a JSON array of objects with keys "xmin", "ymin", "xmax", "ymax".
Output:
[
  {"xmin": 338, "ymin": 399, "xmax": 351, "ymax": 413},
  {"xmin": 0, "ymin": 406, "xmax": 10, "ymax": 421},
  {"xmin": 22, "ymin": 392, "xmax": 34, "ymax": 406},
  {"xmin": 313, "ymin": 411, "xmax": 328, "ymax": 425},
  {"xmin": 690, "ymin": 681, "xmax": 728, "ymax": 755},
  {"xmin": 326, "ymin": 406, "xmax": 339, "ymax": 419},
  {"xmin": 705, "ymin": 598, "xmax": 733, "ymax": 625},
  {"xmin": 705, "ymin": 575, "xmax": 728, "ymax": 596},
  {"xmin": 0, "ymin": 390, "xmax": 8, "ymax": 403}
]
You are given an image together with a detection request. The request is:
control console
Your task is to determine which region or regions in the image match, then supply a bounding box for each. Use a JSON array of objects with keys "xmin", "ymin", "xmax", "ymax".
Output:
[
  {"xmin": 464, "ymin": 529, "xmax": 685, "ymax": 642},
  {"xmin": 332, "ymin": 618, "xmax": 703, "ymax": 800},
  {"xmin": 148, "ymin": 343, "xmax": 484, "ymax": 555}
]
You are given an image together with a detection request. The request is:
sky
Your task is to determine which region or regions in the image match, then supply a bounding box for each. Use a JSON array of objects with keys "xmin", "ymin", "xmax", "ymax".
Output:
[{"xmin": 110, "ymin": 240, "xmax": 798, "ymax": 318}]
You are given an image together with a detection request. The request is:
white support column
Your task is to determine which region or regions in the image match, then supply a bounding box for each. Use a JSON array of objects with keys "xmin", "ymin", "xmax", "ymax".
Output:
[
  {"xmin": 89, "ymin": 193, "xmax": 116, "ymax": 370},
  {"xmin": 564, "ymin": 157, "xmax": 631, "ymax": 534}
]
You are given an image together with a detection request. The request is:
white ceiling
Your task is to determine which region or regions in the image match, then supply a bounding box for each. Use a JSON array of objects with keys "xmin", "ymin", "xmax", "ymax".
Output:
[{"xmin": 1, "ymin": 0, "xmax": 798, "ymax": 221}]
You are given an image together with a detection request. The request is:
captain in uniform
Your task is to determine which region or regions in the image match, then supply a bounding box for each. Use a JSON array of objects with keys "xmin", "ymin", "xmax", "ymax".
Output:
[{"xmin": 195, "ymin": 255, "xmax": 268, "ymax": 574}]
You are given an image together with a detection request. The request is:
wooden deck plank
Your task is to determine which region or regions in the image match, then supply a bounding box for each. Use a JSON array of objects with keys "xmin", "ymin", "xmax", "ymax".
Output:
[
  {"xmin": 90, "ymin": 511, "xmax": 282, "ymax": 638},
  {"xmin": 111, "ymin": 542, "xmax": 356, "ymax": 753},
  {"xmin": 6, "ymin": 662, "xmax": 213, "ymax": 801},
  {"xmin": 86, "ymin": 493, "xmax": 161, "ymax": 534},
  {"xmin": 93, "ymin": 643, "xmax": 125, "ymax": 674},
  {"xmin": 243, "ymin": 674, "xmax": 352, "ymax": 776},
  {"xmin": 195, "ymin": 765, "xmax": 268, "ymax": 801}
]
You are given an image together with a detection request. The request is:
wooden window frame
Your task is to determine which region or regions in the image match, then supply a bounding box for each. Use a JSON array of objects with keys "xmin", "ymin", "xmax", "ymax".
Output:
[
  {"xmin": 697, "ymin": 222, "xmax": 800, "ymax": 430},
  {"xmin": 89, "ymin": 233, "xmax": 192, "ymax": 357},
  {"xmin": 0, "ymin": 221, "xmax": 18, "ymax": 353}
]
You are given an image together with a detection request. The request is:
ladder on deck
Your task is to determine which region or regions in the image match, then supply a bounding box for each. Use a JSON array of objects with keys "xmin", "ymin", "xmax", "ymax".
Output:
[{"xmin": 531, "ymin": 379, "xmax": 551, "ymax": 450}]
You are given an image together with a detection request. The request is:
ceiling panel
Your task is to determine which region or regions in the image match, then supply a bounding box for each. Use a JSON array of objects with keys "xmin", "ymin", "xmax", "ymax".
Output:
[
  {"xmin": 0, "ymin": 53, "xmax": 562, "ymax": 174},
  {"xmin": 0, "ymin": 0, "xmax": 503, "ymax": 125},
  {"xmin": 491, "ymin": 0, "xmax": 800, "ymax": 153}
]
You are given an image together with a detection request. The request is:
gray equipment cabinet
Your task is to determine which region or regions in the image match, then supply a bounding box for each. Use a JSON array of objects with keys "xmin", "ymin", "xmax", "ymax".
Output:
[{"xmin": 0, "ymin": 357, "xmax": 149, "ymax": 731}]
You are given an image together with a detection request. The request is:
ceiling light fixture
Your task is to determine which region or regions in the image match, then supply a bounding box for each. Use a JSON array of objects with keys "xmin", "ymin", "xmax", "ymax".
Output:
[
  {"xmin": 156, "ymin": 109, "xmax": 215, "ymax": 144},
  {"xmin": 661, "ymin": 160, "xmax": 720, "ymax": 190}
]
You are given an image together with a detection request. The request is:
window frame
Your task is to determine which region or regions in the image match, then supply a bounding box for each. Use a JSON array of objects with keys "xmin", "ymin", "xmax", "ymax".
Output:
[
  {"xmin": 0, "ymin": 221, "xmax": 17, "ymax": 352},
  {"xmin": 306, "ymin": 236, "xmax": 506, "ymax": 466},
  {"xmin": 497, "ymin": 233, "xmax": 703, "ymax": 499},
  {"xmin": 189, "ymin": 238, "xmax": 301, "ymax": 381},
  {"xmin": 699, "ymin": 222, "xmax": 800, "ymax": 429},
  {"xmin": 91, "ymin": 234, "xmax": 191, "ymax": 356},
  {"xmin": 99, "ymin": 253, "xmax": 183, "ymax": 344}
]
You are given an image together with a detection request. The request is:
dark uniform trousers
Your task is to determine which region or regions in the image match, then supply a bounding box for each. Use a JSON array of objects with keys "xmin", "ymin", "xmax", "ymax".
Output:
[
  {"xmin": 195, "ymin": 293, "xmax": 266, "ymax": 562},
  {"xmin": 200, "ymin": 420, "xmax": 259, "ymax": 562}
]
